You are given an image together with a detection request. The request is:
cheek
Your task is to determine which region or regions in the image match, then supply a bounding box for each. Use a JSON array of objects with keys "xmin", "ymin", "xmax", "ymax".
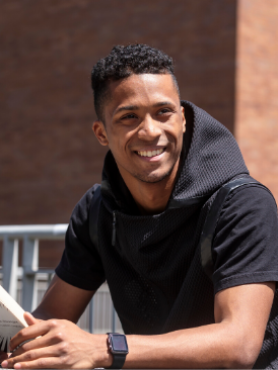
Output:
[
  {"xmin": 165, "ymin": 125, "xmax": 184, "ymax": 146},
  {"xmin": 111, "ymin": 127, "xmax": 136, "ymax": 149},
  {"xmin": 108, "ymin": 133, "xmax": 130, "ymax": 160}
]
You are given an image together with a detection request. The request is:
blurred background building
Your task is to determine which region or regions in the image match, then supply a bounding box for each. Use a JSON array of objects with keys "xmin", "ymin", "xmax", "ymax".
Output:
[{"xmin": 1, "ymin": 0, "xmax": 278, "ymax": 269}]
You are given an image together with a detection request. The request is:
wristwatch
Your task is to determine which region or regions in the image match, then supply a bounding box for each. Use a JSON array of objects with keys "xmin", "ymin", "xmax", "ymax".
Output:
[{"xmin": 106, "ymin": 332, "xmax": 129, "ymax": 369}]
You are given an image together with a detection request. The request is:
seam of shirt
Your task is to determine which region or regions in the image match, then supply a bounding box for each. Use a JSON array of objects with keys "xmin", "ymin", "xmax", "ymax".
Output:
[
  {"xmin": 55, "ymin": 264, "xmax": 104, "ymax": 289},
  {"xmin": 214, "ymin": 271, "xmax": 278, "ymax": 293}
]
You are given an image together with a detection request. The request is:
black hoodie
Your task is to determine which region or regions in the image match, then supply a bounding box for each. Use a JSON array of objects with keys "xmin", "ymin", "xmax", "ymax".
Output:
[{"xmin": 56, "ymin": 101, "xmax": 278, "ymax": 368}]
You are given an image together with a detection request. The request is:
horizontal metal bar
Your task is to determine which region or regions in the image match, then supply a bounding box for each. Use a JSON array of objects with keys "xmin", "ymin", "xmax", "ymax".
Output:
[
  {"xmin": 0, "ymin": 224, "xmax": 68, "ymax": 240},
  {"xmin": 0, "ymin": 267, "xmax": 54, "ymax": 280},
  {"xmin": 24, "ymin": 269, "xmax": 55, "ymax": 276}
]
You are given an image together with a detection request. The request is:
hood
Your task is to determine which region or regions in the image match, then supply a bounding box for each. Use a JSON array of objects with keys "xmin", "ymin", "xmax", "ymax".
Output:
[
  {"xmin": 101, "ymin": 100, "xmax": 249, "ymax": 213},
  {"xmin": 98, "ymin": 100, "xmax": 249, "ymax": 300}
]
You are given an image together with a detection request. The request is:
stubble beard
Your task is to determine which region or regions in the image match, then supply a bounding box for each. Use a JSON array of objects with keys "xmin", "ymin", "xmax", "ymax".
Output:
[{"xmin": 131, "ymin": 162, "xmax": 177, "ymax": 184}]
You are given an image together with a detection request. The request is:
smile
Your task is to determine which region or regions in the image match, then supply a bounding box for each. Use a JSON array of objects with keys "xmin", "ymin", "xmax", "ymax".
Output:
[{"xmin": 137, "ymin": 148, "xmax": 164, "ymax": 158}]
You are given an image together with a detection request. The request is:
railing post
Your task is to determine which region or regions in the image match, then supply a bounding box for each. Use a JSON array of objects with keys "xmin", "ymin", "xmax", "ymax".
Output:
[
  {"xmin": 22, "ymin": 236, "xmax": 39, "ymax": 312},
  {"xmin": 2, "ymin": 236, "xmax": 18, "ymax": 300},
  {"xmin": 89, "ymin": 297, "xmax": 94, "ymax": 333},
  {"xmin": 112, "ymin": 304, "xmax": 116, "ymax": 332}
]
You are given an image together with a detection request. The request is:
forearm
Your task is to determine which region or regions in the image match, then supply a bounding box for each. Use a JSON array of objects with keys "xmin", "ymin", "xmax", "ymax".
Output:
[
  {"xmin": 120, "ymin": 283, "xmax": 274, "ymax": 369},
  {"xmin": 3, "ymin": 316, "xmax": 261, "ymax": 369},
  {"xmin": 31, "ymin": 306, "xmax": 54, "ymax": 320},
  {"xmin": 122, "ymin": 322, "xmax": 259, "ymax": 369},
  {"xmin": 31, "ymin": 301, "xmax": 84, "ymax": 323},
  {"xmin": 30, "ymin": 274, "xmax": 95, "ymax": 322}
]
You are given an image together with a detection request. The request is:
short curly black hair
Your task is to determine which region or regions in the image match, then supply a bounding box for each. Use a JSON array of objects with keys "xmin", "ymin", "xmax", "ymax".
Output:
[{"xmin": 91, "ymin": 44, "xmax": 180, "ymax": 121}]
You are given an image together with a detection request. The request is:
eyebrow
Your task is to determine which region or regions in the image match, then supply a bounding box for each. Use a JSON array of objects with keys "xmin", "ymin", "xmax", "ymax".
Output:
[
  {"xmin": 114, "ymin": 101, "xmax": 174, "ymax": 115},
  {"xmin": 114, "ymin": 105, "xmax": 139, "ymax": 114},
  {"xmin": 152, "ymin": 101, "xmax": 174, "ymax": 108}
]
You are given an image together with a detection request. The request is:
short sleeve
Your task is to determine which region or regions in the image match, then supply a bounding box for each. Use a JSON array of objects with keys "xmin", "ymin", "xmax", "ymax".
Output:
[
  {"xmin": 212, "ymin": 185, "xmax": 278, "ymax": 294},
  {"xmin": 55, "ymin": 185, "xmax": 106, "ymax": 291}
]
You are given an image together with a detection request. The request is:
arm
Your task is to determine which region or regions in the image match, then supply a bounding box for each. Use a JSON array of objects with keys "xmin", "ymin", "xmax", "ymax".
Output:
[
  {"xmin": 1, "ymin": 274, "xmax": 111, "ymax": 369},
  {"xmin": 124, "ymin": 282, "xmax": 275, "ymax": 369},
  {"xmin": 2, "ymin": 281, "xmax": 274, "ymax": 369},
  {"xmin": 32, "ymin": 274, "xmax": 95, "ymax": 323},
  {"xmin": 0, "ymin": 275, "xmax": 91, "ymax": 366}
]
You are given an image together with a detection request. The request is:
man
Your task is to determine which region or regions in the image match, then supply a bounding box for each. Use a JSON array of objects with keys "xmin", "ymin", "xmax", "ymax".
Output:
[{"xmin": 2, "ymin": 44, "xmax": 278, "ymax": 369}]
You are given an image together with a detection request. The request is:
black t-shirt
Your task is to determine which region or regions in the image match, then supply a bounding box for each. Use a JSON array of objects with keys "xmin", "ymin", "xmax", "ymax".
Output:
[
  {"xmin": 56, "ymin": 185, "xmax": 278, "ymax": 293},
  {"xmin": 56, "ymin": 184, "xmax": 278, "ymax": 368}
]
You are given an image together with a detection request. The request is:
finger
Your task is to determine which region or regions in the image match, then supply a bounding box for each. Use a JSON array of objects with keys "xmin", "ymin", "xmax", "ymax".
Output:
[
  {"xmin": 11, "ymin": 331, "xmax": 60, "ymax": 357},
  {"xmin": 23, "ymin": 312, "xmax": 39, "ymax": 326},
  {"xmin": 2, "ymin": 345, "xmax": 63, "ymax": 369},
  {"xmin": 13, "ymin": 357, "xmax": 65, "ymax": 369},
  {"xmin": 10, "ymin": 320, "xmax": 56, "ymax": 351}
]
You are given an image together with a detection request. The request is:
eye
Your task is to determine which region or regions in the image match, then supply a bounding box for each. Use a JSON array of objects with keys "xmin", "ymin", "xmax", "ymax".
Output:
[
  {"xmin": 122, "ymin": 113, "xmax": 137, "ymax": 120},
  {"xmin": 158, "ymin": 108, "xmax": 172, "ymax": 115}
]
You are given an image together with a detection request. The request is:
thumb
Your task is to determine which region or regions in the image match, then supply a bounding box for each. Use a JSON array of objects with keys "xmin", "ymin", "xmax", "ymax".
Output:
[{"xmin": 23, "ymin": 312, "xmax": 39, "ymax": 326}]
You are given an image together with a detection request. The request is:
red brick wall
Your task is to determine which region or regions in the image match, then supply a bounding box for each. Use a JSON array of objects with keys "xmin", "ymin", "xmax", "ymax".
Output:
[
  {"xmin": 236, "ymin": 0, "xmax": 278, "ymax": 201},
  {"xmin": 1, "ymin": 0, "xmax": 277, "ymax": 269},
  {"xmin": 0, "ymin": 1, "xmax": 238, "ymax": 267},
  {"xmin": 2, "ymin": 1, "xmax": 278, "ymax": 268},
  {"xmin": 0, "ymin": 0, "xmax": 237, "ymax": 227}
]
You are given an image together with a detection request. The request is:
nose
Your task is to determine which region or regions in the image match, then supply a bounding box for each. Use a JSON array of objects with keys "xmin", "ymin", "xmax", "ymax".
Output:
[{"xmin": 137, "ymin": 115, "xmax": 162, "ymax": 141}]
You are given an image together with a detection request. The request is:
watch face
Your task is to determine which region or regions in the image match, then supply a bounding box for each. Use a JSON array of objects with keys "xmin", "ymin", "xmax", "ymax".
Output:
[{"xmin": 110, "ymin": 334, "xmax": 128, "ymax": 354}]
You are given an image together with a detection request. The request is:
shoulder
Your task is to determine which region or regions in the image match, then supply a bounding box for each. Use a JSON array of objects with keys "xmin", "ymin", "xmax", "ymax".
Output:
[
  {"xmin": 219, "ymin": 183, "xmax": 277, "ymax": 225},
  {"xmin": 212, "ymin": 183, "xmax": 278, "ymax": 293},
  {"xmin": 56, "ymin": 183, "xmax": 106, "ymax": 290},
  {"xmin": 215, "ymin": 182, "xmax": 278, "ymax": 243},
  {"xmin": 70, "ymin": 184, "xmax": 101, "ymax": 226},
  {"xmin": 66, "ymin": 184, "xmax": 101, "ymax": 247}
]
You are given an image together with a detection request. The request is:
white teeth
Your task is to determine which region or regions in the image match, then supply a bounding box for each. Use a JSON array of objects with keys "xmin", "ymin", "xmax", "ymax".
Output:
[{"xmin": 137, "ymin": 148, "xmax": 163, "ymax": 157}]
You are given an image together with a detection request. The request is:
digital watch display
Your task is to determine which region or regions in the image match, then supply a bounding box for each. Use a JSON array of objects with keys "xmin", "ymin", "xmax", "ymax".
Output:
[{"xmin": 107, "ymin": 333, "xmax": 129, "ymax": 369}]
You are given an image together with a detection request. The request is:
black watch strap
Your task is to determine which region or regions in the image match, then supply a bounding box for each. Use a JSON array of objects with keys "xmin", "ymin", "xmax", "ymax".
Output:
[
  {"xmin": 106, "ymin": 333, "xmax": 128, "ymax": 369},
  {"xmin": 107, "ymin": 353, "xmax": 126, "ymax": 369}
]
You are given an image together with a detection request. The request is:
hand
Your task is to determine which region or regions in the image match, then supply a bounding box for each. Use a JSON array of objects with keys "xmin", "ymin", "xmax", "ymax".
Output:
[{"xmin": 1, "ymin": 312, "xmax": 112, "ymax": 369}]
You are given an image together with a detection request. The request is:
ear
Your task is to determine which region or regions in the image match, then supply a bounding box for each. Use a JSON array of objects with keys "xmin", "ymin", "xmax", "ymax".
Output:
[
  {"xmin": 181, "ymin": 106, "xmax": 186, "ymax": 133},
  {"xmin": 92, "ymin": 120, "xmax": 109, "ymax": 146}
]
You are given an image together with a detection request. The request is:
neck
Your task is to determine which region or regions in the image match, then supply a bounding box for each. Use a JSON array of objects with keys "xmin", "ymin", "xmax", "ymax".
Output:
[{"xmin": 119, "ymin": 160, "xmax": 180, "ymax": 215}]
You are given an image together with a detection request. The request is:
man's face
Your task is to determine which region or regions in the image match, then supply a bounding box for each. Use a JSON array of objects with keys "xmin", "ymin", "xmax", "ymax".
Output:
[{"xmin": 93, "ymin": 73, "xmax": 186, "ymax": 184}]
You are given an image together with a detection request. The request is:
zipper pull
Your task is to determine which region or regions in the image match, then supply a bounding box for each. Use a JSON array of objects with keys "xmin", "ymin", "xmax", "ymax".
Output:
[{"xmin": 112, "ymin": 211, "xmax": 116, "ymax": 246}]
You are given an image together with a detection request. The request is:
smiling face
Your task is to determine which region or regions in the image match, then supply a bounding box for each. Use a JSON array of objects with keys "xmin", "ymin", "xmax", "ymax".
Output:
[{"xmin": 92, "ymin": 73, "xmax": 186, "ymax": 187}]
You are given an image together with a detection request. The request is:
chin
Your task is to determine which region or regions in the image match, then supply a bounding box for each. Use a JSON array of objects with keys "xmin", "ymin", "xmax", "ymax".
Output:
[{"xmin": 134, "ymin": 168, "xmax": 174, "ymax": 184}]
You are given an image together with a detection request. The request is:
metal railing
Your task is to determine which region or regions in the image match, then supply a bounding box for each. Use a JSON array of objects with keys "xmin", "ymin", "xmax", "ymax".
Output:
[{"xmin": 0, "ymin": 225, "xmax": 122, "ymax": 334}]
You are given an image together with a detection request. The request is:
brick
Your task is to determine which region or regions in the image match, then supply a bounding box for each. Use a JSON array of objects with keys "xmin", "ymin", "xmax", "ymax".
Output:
[
  {"xmin": 236, "ymin": 0, "xmax": 278, "ymax": 201},
  {"xmin": 3, "ymin": 1, "xmax": 277, "ymax": 267}
]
